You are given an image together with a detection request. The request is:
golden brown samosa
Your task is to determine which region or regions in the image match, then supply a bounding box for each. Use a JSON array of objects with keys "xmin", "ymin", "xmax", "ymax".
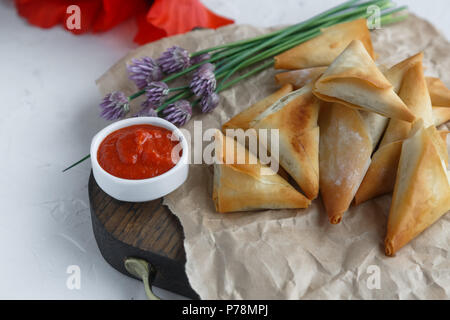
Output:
[
  {"xmin": 251, "ymin": 84, "xmax": 321, "ymax": 200},
  {"xmin": 355, "ymin": 55, "xmax": 433, "ymax": 205},
  {"xmin": 313, "ymin": 40, "xmax": 415, "ymax": 122},
  {"xmin": 274, "ymin": 19, "xmax": 375, "ymax": 70},
  {"xmin": 318, "ymin": 103, "xmax": 373, "ymax": 224},
  {"xmin": 274, "ymin": 67, "xmax": 327, "ymax": 89},
  {"xmin": 212, "ymin": 131, "xmax": 310, "ymax": 213},
  {"xmin": 426, "ymin": 77, "xmax": 450, "ymax": 107},
  {"xmin": 385, "ymin": 122, "xmax": 450, "ymax": 256},
  {"xmin": 222, "ymin": 84, "xmax": 293, "ymax": 132},
  {"xmin": 377, "ymin": 53, "xmax": 429, "ymax": 147}
]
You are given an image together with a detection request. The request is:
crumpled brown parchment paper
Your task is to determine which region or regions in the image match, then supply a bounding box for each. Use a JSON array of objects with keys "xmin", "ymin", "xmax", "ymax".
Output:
[{"xmin": 97, "ymin": 14, "xmax": 450, "ymax": 299}]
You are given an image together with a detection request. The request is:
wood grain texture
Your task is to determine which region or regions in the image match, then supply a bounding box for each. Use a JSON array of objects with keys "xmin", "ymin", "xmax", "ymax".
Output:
[{"xmin": 88, "ymin": 172, "xmax": 199, "ymax": 299}]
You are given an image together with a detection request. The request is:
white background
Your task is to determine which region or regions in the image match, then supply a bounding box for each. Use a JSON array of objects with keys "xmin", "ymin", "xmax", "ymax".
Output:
[{"xmin": 0, "ymin": 0, "xmax": 448, "ymax": 299}]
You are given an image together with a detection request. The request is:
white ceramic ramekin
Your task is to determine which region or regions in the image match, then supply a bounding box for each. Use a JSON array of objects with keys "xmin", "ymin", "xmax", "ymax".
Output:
[{"xmin": 90, "ymin": 117, "xmax": 189, "ymax": 202}]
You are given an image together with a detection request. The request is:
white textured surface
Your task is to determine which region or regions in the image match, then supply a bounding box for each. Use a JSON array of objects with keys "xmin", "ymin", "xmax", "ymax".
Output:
[{"xmin": 0, "ymin": 0, "xmax": 448, "ymax": 299}]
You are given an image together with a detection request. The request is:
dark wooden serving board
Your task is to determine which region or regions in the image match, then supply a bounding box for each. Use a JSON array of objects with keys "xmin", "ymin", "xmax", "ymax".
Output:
[{"xmin": 88, "ymin": 172, "xmax": 199, "ymax": 299}]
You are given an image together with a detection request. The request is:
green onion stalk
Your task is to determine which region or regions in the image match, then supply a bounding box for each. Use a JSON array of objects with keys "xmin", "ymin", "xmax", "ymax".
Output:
[{"xmin": 63, "ymin": 0, "xmax": 408, "ymax": 172}]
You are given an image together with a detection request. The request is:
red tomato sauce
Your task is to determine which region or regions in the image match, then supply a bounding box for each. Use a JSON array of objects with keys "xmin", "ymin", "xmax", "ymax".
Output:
[{"xmin": 97, "ymin": 124, "xmax": 180, "ymax": 180}]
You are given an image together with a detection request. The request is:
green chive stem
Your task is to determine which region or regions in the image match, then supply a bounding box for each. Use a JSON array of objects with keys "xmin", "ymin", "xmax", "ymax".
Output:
[{"xmin": 62, "ymin": 154, "xmax": 91, "ymax": 172}]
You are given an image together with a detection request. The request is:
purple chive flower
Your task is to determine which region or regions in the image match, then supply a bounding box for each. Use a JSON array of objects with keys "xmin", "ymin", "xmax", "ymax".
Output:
[
  {"xmin": 190, "ymin": 53, "xmax": 211, "ymax": 65},
  {"xmin": 140, "ymin": 98, "xmax": 158, "ymax": 110},
  {"xmin": 190, "ymin": 63, "xmax": 216, "ymax": 97},
  {"xmin": 157, "ymin": 46, "xmax": 190, "ymax": 74},
  {"xmin": 145, "ymin": 81, "xmax": 169, "ymax": 106},
  {"xmin": 163, "ymin": 100, "xmax": 192, "ymax": 127},
  {"xmin": 99, "ymin": 91, "xmax": 129, "ymax": 120},
  {"xmin": 200, "ymin": 92, "xmax": 220, "ymax": 113},
  {"xmin": 127, "ymin": 57, "xmax": 163, "ymax": 89},
  {"xmin": 134, "ymin": 106, "xmax": 158, "ymax": 118}
]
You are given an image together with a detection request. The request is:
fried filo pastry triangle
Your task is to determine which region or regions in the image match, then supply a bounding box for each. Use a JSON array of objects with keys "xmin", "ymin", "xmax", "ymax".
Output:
[
  {"xmin": 426, "ymin": 77, "xmax": 450, "ymax": 107},
  {"xmin": 355, "ymin": 54, "xmax": 434, "ymax": 205},
  {"xmin": 385, "ymin": 122, "xmax": 450, "ymax": 256},
  {"xmin": 221, "ymin": 84, "xmax": 294, "ymax": 182},
  {"xmin": 274, "ymin": 19, "xmax": 375, "ymax": 70},
  {"xmin": 313, "ymin": 40, "xmax": 415, "ymax": 122},
  {"xmin": 222, "ymin": 84, "xmax": 293, "ymax": 132},
  {"xmin": 317, "ymin": 63, "xmax": 394, "ymax": 224},
  {"xmin": 274, "ymin": 67, "xmax": 327, "ymax": 89},
  {"xmin": 318, "ymin": 103, "xmax": 373, "ymax": 224},
  {"xmin": 212, "ymin": 131, "xmax": 310, "ymax": 213},
  {"xmin": 251, "ymin": 84, "xmax": 321, "ymax": 200}
]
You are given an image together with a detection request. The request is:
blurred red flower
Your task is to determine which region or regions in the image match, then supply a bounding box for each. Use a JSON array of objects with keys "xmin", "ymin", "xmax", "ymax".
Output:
[{"xmin": 14, "ymin": 0, "xmax": 234, "ymax": 44}]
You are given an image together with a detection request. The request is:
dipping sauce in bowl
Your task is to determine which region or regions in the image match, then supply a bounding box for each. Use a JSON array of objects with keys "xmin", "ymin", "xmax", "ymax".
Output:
[
  {"xmin": 97, "ymin": 124, "xmax": 181, "ymax": 180},
  {"xmin": 91, "ymin": 117, "xmax": 188, "ymax": 202}
]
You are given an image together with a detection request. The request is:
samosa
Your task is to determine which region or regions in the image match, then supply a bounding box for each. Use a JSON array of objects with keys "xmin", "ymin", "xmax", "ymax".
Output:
[
  {"xmin": 313, "ymin": 40, "xmax": 415, "ymax": 122},
  {"xmin": 212, "ymin": 131, "xmax": 311, "ymax": 213},
  {"xmin": 318, "ymin": 103, "xmax": 374, "ymax": 224},
  {"xmin": 251, "ymin": 84, "xmax": 321, "ymax": 200},
  {"xmin": 385, "ymin": 122, "xmax": 450, "ymax": 256},
  {"xmin": 274, "ymin": 19, "xmax": 375, "ymax": 70},
  {"xmin": 355, "ymin": 54, "xmax": 433, "ymax": 205}
]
